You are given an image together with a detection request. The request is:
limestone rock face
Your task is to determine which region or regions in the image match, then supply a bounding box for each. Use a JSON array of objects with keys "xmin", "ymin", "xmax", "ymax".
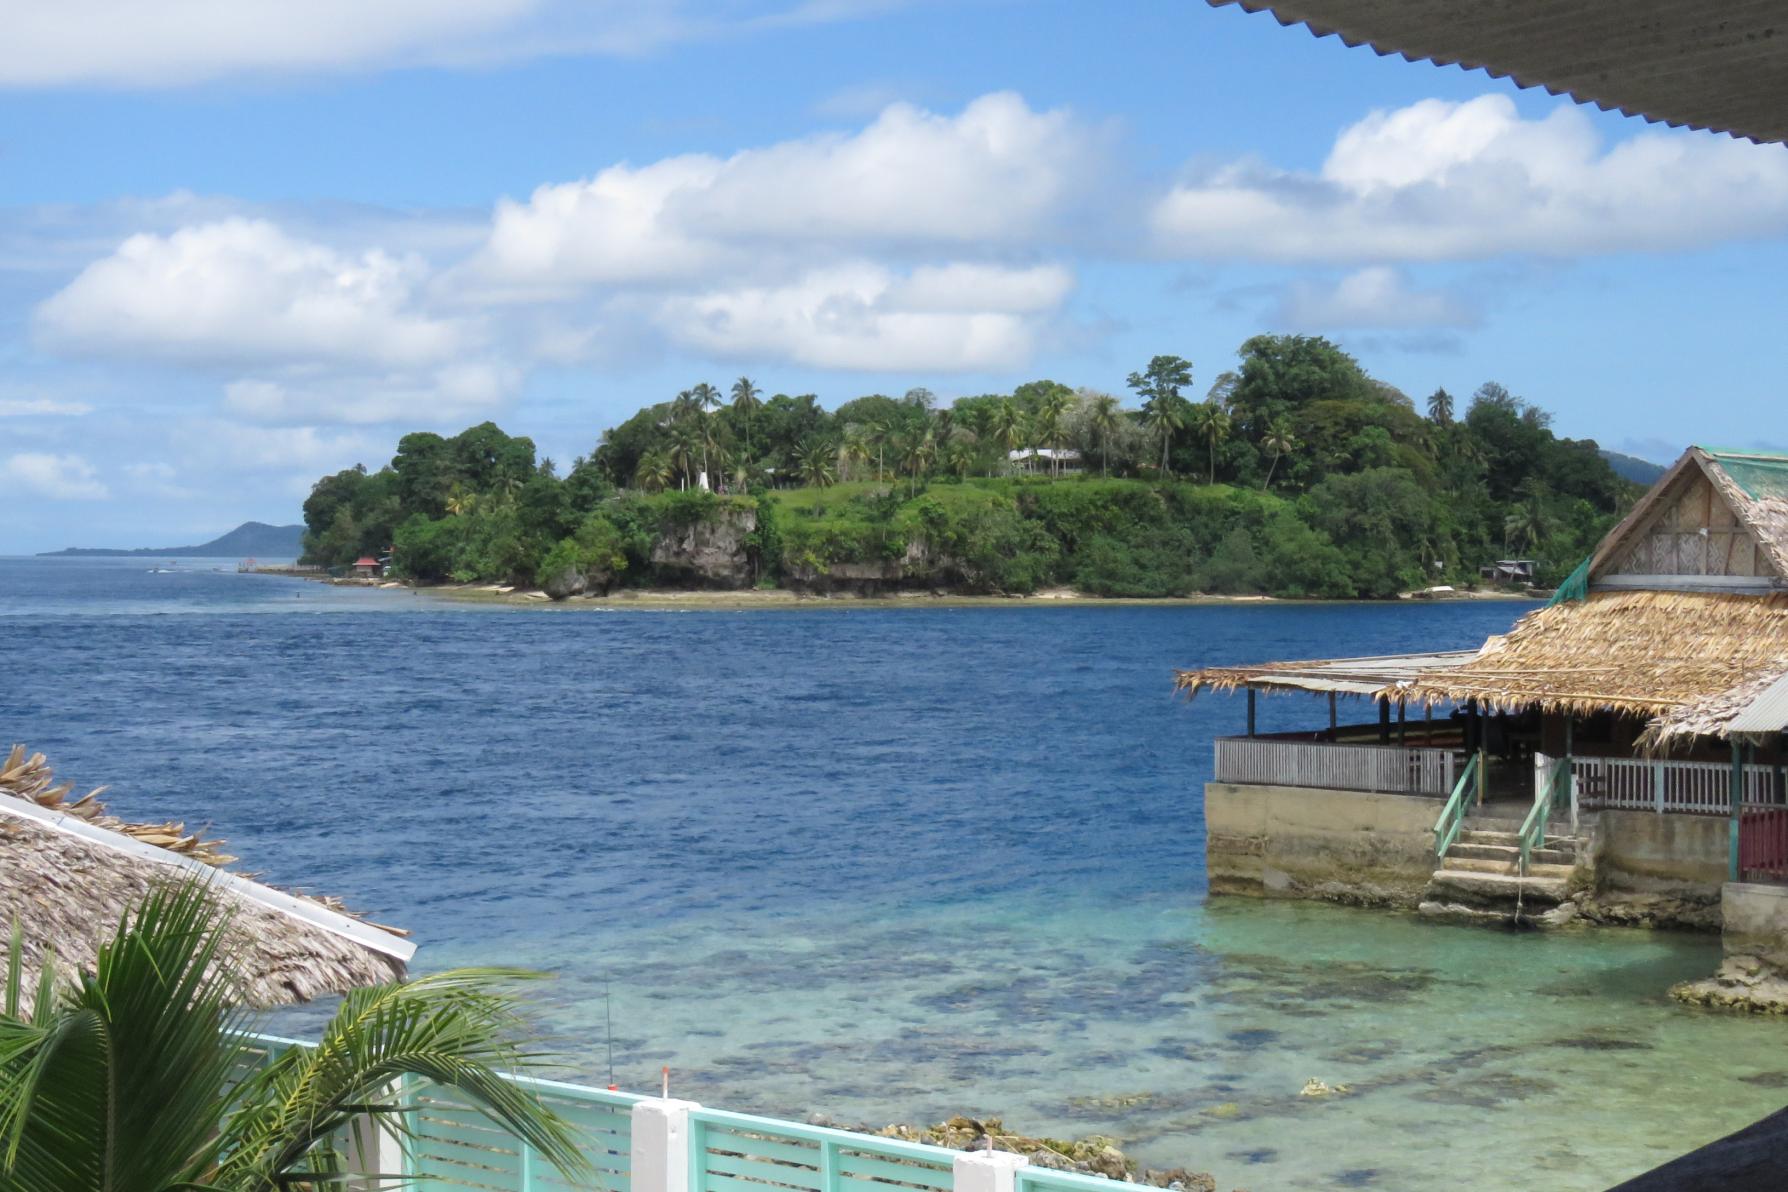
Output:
[
  {"xmin": 541, "ymin": 565, "xmax": 587, "ymax": 601},
  {"xmin": 1671, "ymin": 954, "xmax": 1788, "ymax": 1014},
  {"xmin": 650, "ymin": 505, "xmax": 756, "ymax": 589}
]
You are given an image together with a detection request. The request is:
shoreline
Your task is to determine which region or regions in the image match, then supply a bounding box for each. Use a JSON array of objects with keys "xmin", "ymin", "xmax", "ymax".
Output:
[{"xmin": 274, "ymin": 571, "xmax": 1545, "ymax": 611}]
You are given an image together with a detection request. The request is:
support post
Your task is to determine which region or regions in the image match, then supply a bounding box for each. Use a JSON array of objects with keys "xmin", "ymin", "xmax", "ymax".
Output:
[
  {"xmin": 1476, "ymin": 743, "xmax": 1487, "ymax": 808},
  {"xmin": 1246, "ymin": 688, "xmax": 1256, "ymax": 739},
  {"xmin": 1378, "ymin": 697, "xmax": 1390, "ymax": 744},
  {"xmin": 633, "ymin": 1098, "xmax": 700, "ymax": 1192},
  {"xmin": 343, "ymin": 1078, "xmax": 406, "ymax": 1191},
  {"xmin": 1397, "ymin": 700, "xmax": 1406, "ymax": 746},
  {"xmin": 1424, "ymin": 703, "xmax": 1433, "ymax": 746},
  {"xmin": 1328, "ymin": 692, "xmax": 1337, "ymax": 740},
  {"xmin": 1654, "ymin": 758, "xmax": 1665, "ymax": 814},
  {"xmin": 953, "ymin": 1149, "xmax": 1027, "ymax": 1192},
  {"xmin": 1563, "ymin": 716, "xmax": 1577, "ymax": 832},
  {"xmin": 1730, "ymin": 741, "xmax": 1745, "ymax": 882}
]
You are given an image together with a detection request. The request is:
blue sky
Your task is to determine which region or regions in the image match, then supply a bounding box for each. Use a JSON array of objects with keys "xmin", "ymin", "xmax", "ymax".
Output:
[{"xmin": 4, "ymin": 0, "xmax": 1787, "ymax": 551}]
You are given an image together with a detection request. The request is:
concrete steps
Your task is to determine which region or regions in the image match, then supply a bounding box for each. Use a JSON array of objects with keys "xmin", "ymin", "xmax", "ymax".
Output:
[{"xmin": 1424, "ymin": 824, "xmax": 1590, "ymax": 920}]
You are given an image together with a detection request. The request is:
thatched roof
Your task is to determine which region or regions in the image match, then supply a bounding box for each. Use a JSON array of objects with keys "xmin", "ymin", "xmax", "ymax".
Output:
[
  {"xmin": 1176, "ymin": 591, "xmax": 1788, "ymax": 748},
  {"xmin": 1, "ymin": 747, "xmax": 413, "ymax": 1011}
]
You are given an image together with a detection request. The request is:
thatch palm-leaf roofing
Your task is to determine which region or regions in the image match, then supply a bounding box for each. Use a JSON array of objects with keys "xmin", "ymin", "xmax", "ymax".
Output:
[
  {"xmin": 1207, "ymin": 0, "xmax": 1788, "ymax": 145},
  {"xmin": 1, "ymin": 747, "xmax": 413, "ymax": 1010},
  {"xmin": 1177, "ymin": 446, "xmax": 1788, "ymax": 745}
]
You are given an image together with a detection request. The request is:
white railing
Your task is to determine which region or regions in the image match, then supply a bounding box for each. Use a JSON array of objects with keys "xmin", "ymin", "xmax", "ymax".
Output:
[
  {"xmin": 1213, "ymin": 737, "xmax": 1457, "ymax": 796},
  {"xmin": 1569, "ymin": 755, "xmax": 1786, "ymax": 815}
]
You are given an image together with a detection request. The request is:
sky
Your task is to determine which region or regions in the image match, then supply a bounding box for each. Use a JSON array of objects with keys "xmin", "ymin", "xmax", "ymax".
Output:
[{"xmin": 4, "ymin": 0, "xmax": 1788, "ymax": 552}]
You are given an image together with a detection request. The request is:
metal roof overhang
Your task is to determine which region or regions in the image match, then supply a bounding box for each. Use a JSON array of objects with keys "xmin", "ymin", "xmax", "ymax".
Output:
[
  {"xmin": 1221, "ymin": 649, "xmax": 1481, "ymax": 696},
  {"xmin": 1728, "ymin": 672, "xmax": 1788, "ymax": 736},
  {"xmin": 1207, "ymin": 1, "xmax": 1788, "ymax": 145}
]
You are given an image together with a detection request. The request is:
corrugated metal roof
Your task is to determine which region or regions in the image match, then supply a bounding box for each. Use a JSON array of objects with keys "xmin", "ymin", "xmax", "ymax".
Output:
[
  {"xmin": 1727, "ymin": 672, "xmax": 1788, "ymax": 735},
  {"xmin": 1207, "ymin": 0, "xmax": 1788, "ymax": 145},
  {"xmin": 1182, "ymin": 649, "xmax": 1482, "ymax": 696}
]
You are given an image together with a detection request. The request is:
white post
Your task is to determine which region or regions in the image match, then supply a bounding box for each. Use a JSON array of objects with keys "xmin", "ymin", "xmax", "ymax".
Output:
[
  {"xmin": 1534, "ymin": 752, "xmax": 1548, "ymax": 804},
  {"xmin": 1568, "ymin": 759, "xmax": 1579, "ymax": 834},
  {"xmin": 633, "ymin": 1098, "xmax": 701, "ymax": 1192},
  {"xmin": 343, "ymin": 1079, "xmax": 406, "ymax": 1191},
  {"xmin": 954, "ymin": 1148, "xmax": 1027, "ymax": 1192}
]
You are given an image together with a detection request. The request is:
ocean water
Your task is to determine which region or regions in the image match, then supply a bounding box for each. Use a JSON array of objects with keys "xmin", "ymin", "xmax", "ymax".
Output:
[{"xmin": 2, "ymin": 557, "xmax": 1779, "ymax": 1190}]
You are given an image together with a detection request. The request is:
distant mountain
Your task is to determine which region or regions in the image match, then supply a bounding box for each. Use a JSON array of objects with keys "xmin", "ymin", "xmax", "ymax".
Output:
[
  {"xmin": 39, "ymin": 521, "xmax": 305, "ymax": 558},
  {"xmin": 1599, "ymin": 449, "xmax": 1668, "ymax": 487}
]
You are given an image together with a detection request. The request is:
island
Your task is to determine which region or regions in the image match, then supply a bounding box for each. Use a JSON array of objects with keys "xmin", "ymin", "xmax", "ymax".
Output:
[{"xmin": 40, "ymin": 521, "xmax": 305, "ymax": 559}]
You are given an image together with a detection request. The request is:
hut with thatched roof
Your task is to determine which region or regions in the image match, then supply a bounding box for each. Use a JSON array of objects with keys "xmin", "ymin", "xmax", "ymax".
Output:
[
  {"xmin": 1177, "ymin": 447, "xmax": 1788, "ymax": 932},
  {"xmin": 0, "ymin": 746, "xmax": 413, "ymax": 1012}
]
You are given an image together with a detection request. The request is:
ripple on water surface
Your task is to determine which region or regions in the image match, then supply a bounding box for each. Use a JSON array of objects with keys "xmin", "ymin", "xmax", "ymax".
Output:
[{"xmin": 1, "ymin": 558, "xmax": 1775, "ymax": 1191}]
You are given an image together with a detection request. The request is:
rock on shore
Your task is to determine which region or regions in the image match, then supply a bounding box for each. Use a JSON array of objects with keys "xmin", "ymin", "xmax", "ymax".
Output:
[
  {"xmin": 1671, "ymin": 954, "xmax": 1788, "ymax": 1014},
  {"xmin": 810, "ymin": 1116, "xmax": 1224, "ymax": 1191}
]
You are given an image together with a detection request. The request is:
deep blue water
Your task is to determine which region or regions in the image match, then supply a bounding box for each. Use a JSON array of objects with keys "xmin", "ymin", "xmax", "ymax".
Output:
[{"xmin": 4, "ymin": 558, "xmax": 1776, "ymax": 1191}]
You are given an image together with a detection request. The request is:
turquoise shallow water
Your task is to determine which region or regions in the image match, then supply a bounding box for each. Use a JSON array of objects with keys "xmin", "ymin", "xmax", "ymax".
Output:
[{"xmin": 4, "ymin": 558, "xmax": 1783, "ymax": 1190}]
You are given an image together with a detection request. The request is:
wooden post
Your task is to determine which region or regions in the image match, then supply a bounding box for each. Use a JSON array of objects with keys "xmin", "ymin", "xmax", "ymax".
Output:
[
  {"xmin": 1424, "ymin": 704, "xmax": 1433, "ymax": 746},
  {"xmin": 1730, "ymin": 741, "xmax": 1745, "ymax": 882},
  {"xmin": 1564, "ymin": 716, "xmax": 1578, "ymax": 834},
  {"xmin": 1397, "ymin": 700, "xmax": 1407, "ymax": 746},
  {"xmin": 1378, "ymin": 697, "xmax": 1391, "ymax": 744},
  {"xmin": 1246, "ymin": 688, "xmax": 1257, "ymax": 739},
  {"xmin": 1328, "ymin": 692, "xmax": 1337, "ymax": 740}
]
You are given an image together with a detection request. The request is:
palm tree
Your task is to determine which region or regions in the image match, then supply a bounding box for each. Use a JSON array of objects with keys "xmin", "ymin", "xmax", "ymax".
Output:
[
  {"xmin": 1086, "ymin": 393, "xmax": 1121, "ymax": 477},
  {"xmin": 689, "ymin": 383, "xmax": 723, "ymax": 485},
  {"xmin": 445, "ymin": 487, "xmax": 475, "ymax": 516},
  {"xmin": 900, "ymin": 431, "xmax": 937, "ymax": 497},
  {"xmin": 0, "ymin": 881, "xmax": 587, "ymax": 1192},
  {"xmin": 1427, "ymin": 387, "xmax": 1455, "ymax": 425},
  {"xmin": 793, "ymin": 436, "xmax": 837, "ymax": 487},
  {"xmin": 944, "ymin": 433, "xmax": 977, "ymax": 478},
  {"xmin": 987, "ymin": 399, "xmax": 1025, "ymax": 474},
  {"xmin": 635, "ymin": 449, "xmax": 673, "ymax": 493},
  {"xmin": 867, "ymin": 416, "xmax": 896, "ymax": 483},
  {"xmin": 1261, "ymin": 418, "xmax": 1296, "ymax": 489},
  {"xmin": 841, "ymin": 425, "xmax": 873, "ymax": 481},
  {"xmin": 1188, "ymin": 400, "xmax": 1230, "ymax": 485},
  {"xmin": 1036, "ymin": 390, "xmax": 1074, "ymax": 479},
  {"xmin": 1505, "ymin": 481, "xmax": 1549, "ymax": 551},
  {"xmin": 1141, "ymin": 394, "xmax": 1187, "ymax": 476},
  {"xmin": 666, "ymin": 421, "xmax": 701, "ymax": 490},
  {"xmin": 730, "ymin": 377, "xmax": 762, "ymax": 462}
]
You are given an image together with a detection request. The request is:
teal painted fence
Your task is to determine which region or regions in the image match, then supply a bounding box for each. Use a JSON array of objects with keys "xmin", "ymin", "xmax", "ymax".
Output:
[
  {"xmin": 239, "ymin": 1034, "xmax": 1138, "ymax": 1192},
  {"xmin": 689, "ymin": 1107, "xmax": 957, "ymax": 1192},
  {"xmin": 408, "ymin": 1074, "xmax": 638, "ymax": 1190}
]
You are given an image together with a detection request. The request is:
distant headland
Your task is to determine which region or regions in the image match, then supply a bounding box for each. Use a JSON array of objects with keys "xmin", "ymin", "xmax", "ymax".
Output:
[{"xmin": 38, "ymin": 521, "xmax": 304, "ymax": 558}]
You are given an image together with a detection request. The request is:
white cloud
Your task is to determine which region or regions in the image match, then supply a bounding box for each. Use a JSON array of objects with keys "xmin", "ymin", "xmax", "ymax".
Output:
[
  {"xmin": 658, "ymin": 261, "xmax": 1073, "ymax": 371},
  {"xmin": 2, "ymin": 452, "xmax": 108, "ymax": 499},
  {"xmin": 222, "ymin": 361, "xmax": 519, "ymax": 425},
  {"xmin": 0, "ymin": 0, "xmax": 904, "ymax": 87},
  {"xmin": 1152, "ymin": 95, "xmax": 1788, "ymax": 263},
  {"xmin": 1276, "ymin": 266, "xmax": 1476, "ymax": 330},
  {"xmin": 469, "ymin": 93, "xmax": 1097, "ymax": 293},
  {"xmin": 36, "ymin": 218, "xmax": 465, "ymax": 370},
  {"xmin": 181, "ymin": 421, "xmax": 379, "ymax": 474},
  {"xmin": 0, "ymin": 397, "xmax": 92, "ymax": 417}
]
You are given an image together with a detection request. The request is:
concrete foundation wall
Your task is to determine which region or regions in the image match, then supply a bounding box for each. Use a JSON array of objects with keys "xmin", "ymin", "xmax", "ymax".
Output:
[
  {"xmin": 1595, "ymin": 811, "xmax": 1729, "ymax": 897},
  {"xmin": 1723, "ymin": 882, "xmax": 1788, "ymax": 968},
  {"xmin": 1204, "ymin": 782, "xmax": 1439, "ymax": 908}
]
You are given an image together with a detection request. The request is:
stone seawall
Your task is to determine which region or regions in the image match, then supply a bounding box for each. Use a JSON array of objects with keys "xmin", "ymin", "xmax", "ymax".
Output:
[
  {"xmin": 1580, "ymin": 811, "xmax": 1727, "ymax": 929},
  {"xmin": 1204, "ymin": 782, "xmax": 1441, "ymax": 908}
]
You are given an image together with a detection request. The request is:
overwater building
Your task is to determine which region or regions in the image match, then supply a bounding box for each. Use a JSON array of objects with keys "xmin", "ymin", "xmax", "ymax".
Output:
[{"xmin": 1177, "ymin": 448, "xmax": 1788, "ymax": 1007}]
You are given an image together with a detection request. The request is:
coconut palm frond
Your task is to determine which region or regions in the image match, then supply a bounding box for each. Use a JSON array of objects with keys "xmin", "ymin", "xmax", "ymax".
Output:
[{"xmin": 218, "ymin": 968, "xmax": 591, "ymax": 1187}]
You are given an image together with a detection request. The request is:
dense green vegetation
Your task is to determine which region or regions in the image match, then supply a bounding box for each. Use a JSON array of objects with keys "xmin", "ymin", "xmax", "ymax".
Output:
[{"xmin": 300, "ymin": 334, "xmax": 1640, "ymax": 598}]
